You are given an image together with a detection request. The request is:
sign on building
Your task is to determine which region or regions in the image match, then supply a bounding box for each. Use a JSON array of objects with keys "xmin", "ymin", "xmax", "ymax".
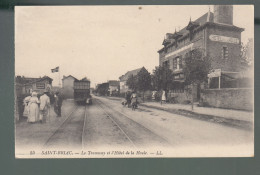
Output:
[
  {"xmin": 209, "ymin": 35, "xmax": 239, "ymax": 44},
  {"xmin": 208, "ymin": 69, "xmax": 221, "ymax": 78},
  {"xmin": 36, "ymin": 83, "xmax": 45, "ymax": 89}
]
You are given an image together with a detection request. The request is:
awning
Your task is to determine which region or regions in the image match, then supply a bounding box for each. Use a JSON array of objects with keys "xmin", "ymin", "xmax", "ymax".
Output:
[{"xmin": 221, "ymin": 71, "xmax": 240, "ymax": 80}]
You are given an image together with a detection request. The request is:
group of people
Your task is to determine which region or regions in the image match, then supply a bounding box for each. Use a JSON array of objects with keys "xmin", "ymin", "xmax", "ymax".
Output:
[
  {"xmin": 124, "ymin": 91, "xmax": 138, "ymax": 110},
  {"xmin": 151, "ymin": 90, "xmax": 167, "ymax": 105},
  {"xmin": 23, "ymin": 90, "xmax": 63, "ymax": 124}
]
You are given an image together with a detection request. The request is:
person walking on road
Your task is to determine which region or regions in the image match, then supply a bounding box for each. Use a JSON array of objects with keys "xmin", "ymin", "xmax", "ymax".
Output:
[
  {"xmin": 130, "ymin": 91, "xmax": 138, "ymax": 110},
  {"xmin": 125, "ymin": 91, "xmax": 132, "ymax": 108},
  {"xmin": 23, "ymin": 95, "xmax": 31, "ymax": 118},
  {"xmin": 54, "ymin": 92, "xmax": 63, "ymax": 117},
  {"xmin": 27, "ymin": 91, "xmax": 40, "ymax": 123},
  {"xmin": 39, "ymin": 90, "xmax": 50, "ymax": 123},
  {"xmin": 161, "ymin": 90, "xmax": 166, "ymax": 105}
]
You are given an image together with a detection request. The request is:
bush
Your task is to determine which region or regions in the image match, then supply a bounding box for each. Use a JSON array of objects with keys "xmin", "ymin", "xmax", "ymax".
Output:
[{"xmin": 182, "ymin": 100, "xmax": 191, "ymax": 104}]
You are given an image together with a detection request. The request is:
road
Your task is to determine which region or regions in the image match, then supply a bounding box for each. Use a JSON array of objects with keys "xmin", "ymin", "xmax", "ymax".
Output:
[{"xmin": 16, "ymin": 96, "xmax": 254, "ymax": 157}]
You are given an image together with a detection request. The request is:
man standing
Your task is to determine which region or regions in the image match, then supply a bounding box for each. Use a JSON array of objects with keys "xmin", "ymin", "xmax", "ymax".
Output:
[
  {"xmin": 54, "ymin": 92, "xmax": 63, "ymax": 117},
  {"xmin": 125, "ymin": 91, "xmax": 132, "ymax": 108},
  {"xmin": 39, "ymin": 90, "xmax": 50, "ymax": 123}
]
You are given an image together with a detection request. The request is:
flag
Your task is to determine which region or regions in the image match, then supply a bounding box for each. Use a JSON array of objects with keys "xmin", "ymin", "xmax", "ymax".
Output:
[{"xmin": 51, "ymin": 66, "xmax": 59, "ymax": 73}]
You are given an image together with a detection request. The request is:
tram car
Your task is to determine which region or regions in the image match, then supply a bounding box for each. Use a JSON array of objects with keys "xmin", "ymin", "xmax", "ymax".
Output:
[{"xmin": 74, "ymin": 79, "xmax": 92, "ymax": 105}]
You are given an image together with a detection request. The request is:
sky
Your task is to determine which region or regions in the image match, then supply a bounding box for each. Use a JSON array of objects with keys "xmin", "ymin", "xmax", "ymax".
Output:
[{"xmin": 15, "ymin": 5, "xmax": 254, "ymax": 87}]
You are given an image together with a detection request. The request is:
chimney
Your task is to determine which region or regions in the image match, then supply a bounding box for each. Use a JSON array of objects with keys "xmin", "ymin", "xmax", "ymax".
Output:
[{"xmin": 213, "ymin": 5, "xmax": 233, "ymax": 25}]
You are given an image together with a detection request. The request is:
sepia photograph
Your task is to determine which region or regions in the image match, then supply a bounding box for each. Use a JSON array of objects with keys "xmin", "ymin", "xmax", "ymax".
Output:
[{"xmin": 15, "ymin": 5, "xmax": 254, "ymax": 158}]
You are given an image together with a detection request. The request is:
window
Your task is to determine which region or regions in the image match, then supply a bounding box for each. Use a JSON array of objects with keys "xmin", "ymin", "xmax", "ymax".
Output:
[
  {"xmin": 163, "ymin": 61, "xmax": 169, "ymax": 67},
  {"xmin": 174, "ymin": 56, "xmax": 183, "ymax": 70},
  {"xmin": 173, "ymin": 59, "xmax": 177, "ymax": 70},
  {"xmin": 178, "ymin": 56, "xmax": 183, "ymax": 69},
  {"xmin": 222, "ymin": 46, "xmax": 228, "ymax": 59}
]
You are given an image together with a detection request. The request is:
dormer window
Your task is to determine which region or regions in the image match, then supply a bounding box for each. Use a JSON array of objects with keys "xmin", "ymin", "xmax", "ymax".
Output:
[
  {"xmin": 162, "ymin": 33, "xmax": 174, "ymax": 47},
  {"xmin": 164, "ymin": 47, "xmax": 168, "ymax": 53},
  {"xmin": 172, "ymin": 29, "xmax": 183, "ymax": 47},
  {"xmin": 186, "ymin": 18, "xmax": 199, "ymax": 41},
  {"xmin": 189, "ymin": 31, "xmax": 193, "ymax": 41}
]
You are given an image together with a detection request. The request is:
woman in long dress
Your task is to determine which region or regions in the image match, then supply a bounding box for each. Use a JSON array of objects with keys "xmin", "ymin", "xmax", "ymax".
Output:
[
  {"xmin": 23, "ymin": 95, "xmax": 31, "ymax": 117},
  {"xmin": 161, "ymin": 90, "xmax": 166, "ymax": 105},
  {"xmin": 27, "ymin": 92, "xmax": 40, "ymax": 123}
]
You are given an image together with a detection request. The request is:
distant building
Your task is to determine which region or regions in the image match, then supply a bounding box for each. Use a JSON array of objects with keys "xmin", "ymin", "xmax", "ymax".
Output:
[
  {"xmin": 108, "ymin": 80, "xmax": 120, "ymax": 96},
  {"xmin": 62, "ymin": 75, "xmax": 78, "ymax": 99},
  {"xmin": 158, "ymin": 5, "xmax": 244, "ymax": 91},
  {"xmin": 15, "ymin": 76, "xmax": 53, "ymax": 95},
  {"xmin": 90, "ymin": 88, "xmax": 94, "ymax": 94},
  {"xmin": 119, "ymin": 67, "xmax": 143, "ymax": 93},
  {"xmin": 81, "ymin": 77, "xmax": 90, "ymax": 81}
]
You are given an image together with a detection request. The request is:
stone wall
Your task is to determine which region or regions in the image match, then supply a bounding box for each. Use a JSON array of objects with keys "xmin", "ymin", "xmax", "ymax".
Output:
[{"xmin": 200, "ymin": 88, "xmax": 253, "ymax": 111}]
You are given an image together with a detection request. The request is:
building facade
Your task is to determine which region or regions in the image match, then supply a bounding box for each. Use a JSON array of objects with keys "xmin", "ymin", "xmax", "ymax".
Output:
[
  {"xmin": 16, "ymin": 76, "xmax": 53, "ymax": 95},
  {"xmin": 119, "ymin": 67, "xmax": 143, "ymax": 94},
  {"xmin": 62, "ymin": 75, "xmax": 78, "ymax": 99},
  {"xmin": 108, "ymin": 80, "xmax": 120, "ymax": 96},
  {"xmin": 158, "ymin": 5, "xmax": 244, "ymax": 90}
]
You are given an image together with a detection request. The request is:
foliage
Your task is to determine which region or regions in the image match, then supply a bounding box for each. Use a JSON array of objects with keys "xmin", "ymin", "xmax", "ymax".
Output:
[
  {"xmin": 126, "ymin": 67, "xmax": 152, "ymax": 100},
  {"xmin": 137, "ymin": 67, "xmax": 151, "ymax": 92},
  {"xmin": 183, "ymin": 48, "xmax": 211, "ymax": 85},
  {"xmin": 96, "ymin": 83, "xmax": 109, "ymax": 96},
  {"xmin": 126, "ymin": 74, "xmax": 138, "ymax": 91},
  {"xmin": 239, "ymin": 38, "xmax": 253, "ymax": 69},
  {"xmin": 151, "ymin": 64, "xmax": 174, "ymax": 91},
  {"xmin": 183, "ymin": 48, "xmax": 211, "ymax": 110},
  {"xmin": 136, "ymin": 67, "xmax": 151, "ymax": 101}
]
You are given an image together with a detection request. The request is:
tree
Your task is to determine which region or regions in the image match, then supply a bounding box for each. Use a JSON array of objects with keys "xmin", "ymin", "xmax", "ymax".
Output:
[
  {"xmin": 137, "ymin": 67, "xmax": 151, "ymax": 102},
  {"xmin": 126, "ymin": 74, "xmax": 138, "ymax": 91},
  {"xmin": 151, "ymin": 64, "xmax": 174, "ymax": 92},
  {"xmin": 96, "ymin": 83, "xmax": 109, "ymax": 96},
  {"xmin": 183, "ymin": 48, "xmax": 211, "ymax": 110}
]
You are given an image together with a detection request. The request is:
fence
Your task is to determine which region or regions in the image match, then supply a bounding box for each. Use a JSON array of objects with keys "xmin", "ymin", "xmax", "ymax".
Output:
[{"xmin": 200, "ymin": 88, "xmax": 253, "ymax": 111}]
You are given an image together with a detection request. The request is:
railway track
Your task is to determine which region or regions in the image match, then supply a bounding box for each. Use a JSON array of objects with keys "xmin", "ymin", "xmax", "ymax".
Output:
[
  {"xmin": 43, "ymin": 98, "xmax": 169, "ymax": 150},
  {"xmin": 94, "ymin": 99, "xmax": 137, "ymax": 149},
  {"xmin": 43, "ymin": 101, "xmax": 136, "ymax": 150},
  {"xmin": 43, "ymin": 105, "xmax": 86, "ymax": 149},
  {"xmin": 94, "ymin": 98, "xmax": 170, "ymax": 148}
]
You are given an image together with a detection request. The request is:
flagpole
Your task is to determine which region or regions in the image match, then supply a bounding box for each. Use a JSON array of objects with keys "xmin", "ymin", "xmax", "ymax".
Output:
[{"xmin": 59, "ymin": 66, "xmax": 61, "ymax": 87}]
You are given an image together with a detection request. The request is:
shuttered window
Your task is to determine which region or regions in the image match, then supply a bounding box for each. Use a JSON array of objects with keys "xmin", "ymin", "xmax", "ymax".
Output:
[{"xmin": 222, "ymin": 46, "xmax": 228, "ymax": 59}]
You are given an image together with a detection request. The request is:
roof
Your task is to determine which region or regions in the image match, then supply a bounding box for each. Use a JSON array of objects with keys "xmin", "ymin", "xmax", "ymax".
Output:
[
  {"xmin": 108, "ymin": 80, "xmax": 119, "ymax": 86},
  {"xmin": 119, "ymin": 68, "xmax": 143, "ymax": 81},
  {"xmin": 62, "ymin": 75, "xmax": 78, "ymax": 81},
  {"xmin": 158, "ymin": 12, "xmax": 214, "ymax": 52},
  {"xmin": 16, "ymin": 76, "xmax": 53, "ymax": 85},
  {"xmin": 81, "ymin": 77, "xmax": 90, "ymax": 81},
  {"xmin": 75, "ymin": 79, "xmax": 90, "ymax": 82},
  {"xmin": 178, "ymin": 12, "xmax": 214, "ymax": 37}
]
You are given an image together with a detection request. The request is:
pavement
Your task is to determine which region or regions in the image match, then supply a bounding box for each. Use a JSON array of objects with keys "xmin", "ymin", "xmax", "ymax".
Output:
[
  {"xmin": 104, "ymin": 96, "xmax": 254, "ymax": 130},
  {"xmin": 15, "ymin": 99, "xmax": 77, "ymax": 154}
]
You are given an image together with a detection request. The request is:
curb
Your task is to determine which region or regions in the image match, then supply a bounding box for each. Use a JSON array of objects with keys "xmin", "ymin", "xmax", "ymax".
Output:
[
  {"xmin": 100, "ymin": 96, "xmax": 252, "ymax": 130},
  {"xmin": 139, "ymin": 103, "xmax": 252, "ymax": 131}
]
